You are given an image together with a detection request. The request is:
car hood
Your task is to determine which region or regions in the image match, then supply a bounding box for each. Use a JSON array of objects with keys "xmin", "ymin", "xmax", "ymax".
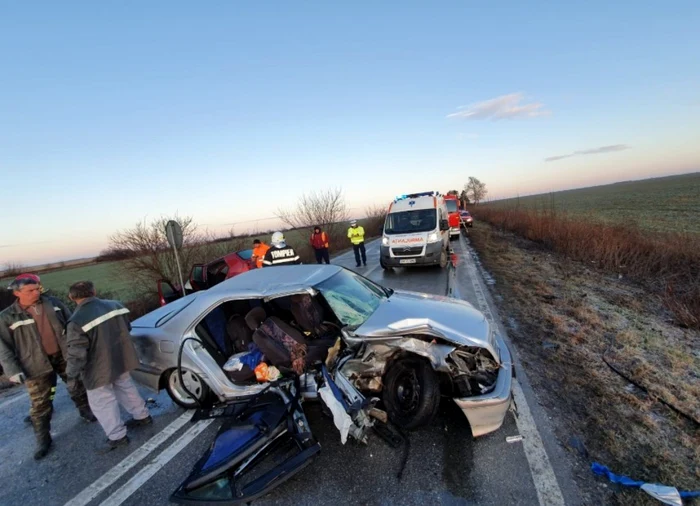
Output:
[{"xmin": 354, "ymin": 290, "xmax": 499, "ymax": 360}]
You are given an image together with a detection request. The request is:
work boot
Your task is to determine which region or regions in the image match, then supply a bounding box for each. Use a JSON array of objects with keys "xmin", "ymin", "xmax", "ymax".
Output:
[
  {"xmin": 125, "ymin": 415, "xmax": 153, "ymax": 429},
  {"xmin": 33, "ymin": 419, "xmax": 53, "ymax": 460},
  {"xmin": 79, "ymin": 408, "xmax": 97, "ymax": 422},
  {"xmin": 99, "ymin": 435, "xmax": 129, "ymax": 454}
]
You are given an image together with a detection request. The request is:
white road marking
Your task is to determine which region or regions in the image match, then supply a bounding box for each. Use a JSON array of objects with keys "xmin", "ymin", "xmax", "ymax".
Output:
[
  {"xmin": 458, "ymin": 234, "xmax": 566, "ymax": 506},
  {"xmin": 99, "ymin": 418, "xmax": 215, "ymax": 506},
  {"xmin": 0, "ymin": 392, "xmax": 27, "ymax": 410},
  {"xmin": 63, "ymin": 411, "xmax": 195, "ymax": 506}
]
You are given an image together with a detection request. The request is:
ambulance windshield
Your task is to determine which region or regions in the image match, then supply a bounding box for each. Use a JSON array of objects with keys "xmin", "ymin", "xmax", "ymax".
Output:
[{"xmin": 384, "ymin": 209, "xmax": 437, "ymax": 234}]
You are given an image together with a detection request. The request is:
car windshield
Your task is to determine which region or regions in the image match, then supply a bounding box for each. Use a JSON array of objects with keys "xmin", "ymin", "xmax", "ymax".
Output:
[
  {"xmin": 446, "ymin": 200, "xmax": 458, "ymax": 212},
  {"xmin": 384, "ymin": 209, "xmax": 437, "ymax": 234},
  {"xmin": 237, "ymin": 248, "xmax": 253, "ymax": 260},
  {"xmin": 461, "ymin": 211, "xmax": 470, "ymax": 216},
  {"xmin": 315, "ymin": 270, "xmax": 387, "ymax": 328}
]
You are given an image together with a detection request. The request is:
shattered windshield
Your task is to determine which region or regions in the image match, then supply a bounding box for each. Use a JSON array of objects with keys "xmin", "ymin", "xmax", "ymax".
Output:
[{"xmin": 316, "ymin": 270, "xmax": 386, "ymax": 328}]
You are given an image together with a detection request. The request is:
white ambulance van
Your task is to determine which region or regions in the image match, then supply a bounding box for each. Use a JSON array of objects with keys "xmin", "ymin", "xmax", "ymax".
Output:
[{"xmin": 380, "ymin": 191, "xmax": 451, "ymax": 269}]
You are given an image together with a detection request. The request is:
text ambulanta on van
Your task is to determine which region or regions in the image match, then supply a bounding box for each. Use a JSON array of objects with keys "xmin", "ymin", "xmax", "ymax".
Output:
[{"xmin": 380, "ymin": 192, "xmax": 451, "ymax": 269}]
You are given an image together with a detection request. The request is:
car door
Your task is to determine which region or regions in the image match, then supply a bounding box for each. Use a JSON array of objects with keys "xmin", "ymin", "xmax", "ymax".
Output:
[{"xmin": 157, "ymin": 280, "xmax": 181, "ymax": 306}]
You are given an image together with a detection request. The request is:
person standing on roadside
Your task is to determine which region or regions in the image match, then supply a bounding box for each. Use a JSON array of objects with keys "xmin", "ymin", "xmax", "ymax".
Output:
[
  {"xmin": 65, "ymin": 281, "xmax": 151, "ymax": 452},
  {"xmin": 0, "ymin": 274, "xmax": 96, "ymax": 460},
  {"xmin": 310, "ymin": 226, "xmax": 330, "ymax": 264},
  {"xmin": 251, "ymin": 239, "xmax": 270, "ymax": 269},
  {"xmin": 347, "ymin": 220, "xmax": 367, "ymax": 267},
  {"xmin": 263, "ymin": 232, "xmax": 302, "ymax": 267}
]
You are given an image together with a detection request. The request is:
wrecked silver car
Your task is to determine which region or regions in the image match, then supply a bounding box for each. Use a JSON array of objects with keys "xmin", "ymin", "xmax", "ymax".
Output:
[{"xmin": 129, "ymin": 265, "xmax": 513, "ymax": 503}]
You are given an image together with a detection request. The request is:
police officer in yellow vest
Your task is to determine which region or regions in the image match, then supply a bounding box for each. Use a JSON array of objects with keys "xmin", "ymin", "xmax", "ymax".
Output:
[{"xmin": 347, "ymin": 220, "xmax": 366, "ymax": 267}]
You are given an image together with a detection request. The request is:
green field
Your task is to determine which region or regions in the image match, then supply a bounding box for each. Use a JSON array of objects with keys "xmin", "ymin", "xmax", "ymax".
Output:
[
  {"xmin": 2, "ymin": 262, "xmax": 138, "ymax": 302},
  {"xmin": 487, "ymin": 172, "xmax": 700, "ymax": 234}
]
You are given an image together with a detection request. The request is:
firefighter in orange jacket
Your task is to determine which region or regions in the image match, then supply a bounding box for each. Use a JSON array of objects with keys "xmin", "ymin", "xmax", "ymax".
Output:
[
  {"xmin": 251, "ymin": 239, "xmax": 270, "ymax": 269},
  {"xmin": 310, "ymin": 226, "xmax": 330, "ymax": 264}
]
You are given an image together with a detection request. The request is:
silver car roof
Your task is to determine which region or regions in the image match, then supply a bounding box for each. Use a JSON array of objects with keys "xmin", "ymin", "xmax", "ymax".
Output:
[{"xmin": 132, "ymin": 265, "xmax": 344, "ymax": 328}]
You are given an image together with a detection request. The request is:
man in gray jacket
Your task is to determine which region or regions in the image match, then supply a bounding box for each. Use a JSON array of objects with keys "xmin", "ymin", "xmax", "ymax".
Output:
[
  {"xmin": 0, "ymin": 273, "xmax": 95, "ymax": 460},
  {"xmin": 65, "ymin": 281, "xmax": 151, "ymax": 451}
]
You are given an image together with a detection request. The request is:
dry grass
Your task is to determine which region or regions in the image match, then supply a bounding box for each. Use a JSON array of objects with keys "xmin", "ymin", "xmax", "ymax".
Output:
[
  {"xmin": 472, "ymin": 206, "xmax": 700, "ymax": 329},
  {"xmin": 469, "ymin": 223, "xmax": 699, "ymax": 505}
]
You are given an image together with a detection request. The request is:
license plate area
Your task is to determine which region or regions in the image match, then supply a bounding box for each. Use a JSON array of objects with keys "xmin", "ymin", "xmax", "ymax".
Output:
[{"xmin": 399, "ymin": 259, "xmax": 417, "ymax": 264}]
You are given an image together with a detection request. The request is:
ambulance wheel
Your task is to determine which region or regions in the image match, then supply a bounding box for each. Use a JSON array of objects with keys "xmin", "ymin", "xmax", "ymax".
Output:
[
  {"xmin": 380, "ymin": 258, "xmax": 392, "ymax": 271},
  {"xmin": 438, "ymin": 249, "xmax": 448, "ymax": 269}
]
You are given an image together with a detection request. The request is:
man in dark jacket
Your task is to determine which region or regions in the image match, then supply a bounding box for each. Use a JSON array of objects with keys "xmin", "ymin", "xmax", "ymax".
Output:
[
  {"xmin": 65, "ymin": 281, "xmax": 151, "ymax": 451},
  {"xmin": 0, "ymin": 273, "xmax": 95, "ymax": 460},
  {"xmin": 310, "ymin": 226, "xmax": 330, "ymax": 264},
  {"xmin": 262, "ymin": 231, "xmax": 302, "ymax": 267}
]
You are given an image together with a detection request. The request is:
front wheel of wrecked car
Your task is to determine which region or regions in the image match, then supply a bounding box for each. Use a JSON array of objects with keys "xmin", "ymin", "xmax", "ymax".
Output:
[{"xmin": 383, "ymin": 358, "xmax": 440, "ymax": 430}]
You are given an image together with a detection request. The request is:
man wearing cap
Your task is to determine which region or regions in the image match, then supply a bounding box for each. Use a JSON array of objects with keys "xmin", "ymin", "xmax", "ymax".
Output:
[
  {"xmin": 0, "ymin": 274, "xmax": 95, "ymax": 460},
  {"xmin": 347, "ymin": 220, "xmax": 367, "ymax": 267}
]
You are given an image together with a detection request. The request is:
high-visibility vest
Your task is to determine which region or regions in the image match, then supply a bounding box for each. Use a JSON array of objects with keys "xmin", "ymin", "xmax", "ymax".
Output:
[{"xmin": 348, "ymin": 226, "xmax": 365, "ymax": 245}]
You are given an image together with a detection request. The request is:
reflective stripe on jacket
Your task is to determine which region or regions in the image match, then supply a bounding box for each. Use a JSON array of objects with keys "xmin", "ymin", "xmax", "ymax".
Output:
[
  {"xmin": 252, "ymin": 243, "xmax": 271, "ymax": 268},
  {"xmin": 0, "ymin": 296, "xmax": 71, "ymax": 379},
  {"xmin": 348, "ymin": 226, "xmax": 365, "ymax": 245},
  {"xmin": 262, "ymin": 245, "xmax": 302, "ymax": 267},
  {"xmin": 65, "ymin": 297, "xmax": 140, "ymax": 390},
  {"xmin": 311, "ymin": 231, "xmax": 329, "ymax": 249}
]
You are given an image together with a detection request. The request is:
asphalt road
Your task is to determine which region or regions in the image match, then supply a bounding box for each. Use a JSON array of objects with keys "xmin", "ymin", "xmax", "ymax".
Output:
[{"xmin": 0, "ymin": 236, "xmax": 583, "ymax": 506}]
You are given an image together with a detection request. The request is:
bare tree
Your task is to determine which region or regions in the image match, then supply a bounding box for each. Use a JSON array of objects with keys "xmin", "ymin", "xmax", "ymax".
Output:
[
  {"xmin": 364, "ymin": 203, "xmax": 388, "ymax": 236},
  {"xmin": 459, "ymin": 190, "xmax": 470, "ymax": 208},
  {"xmin": 108, "ymin": 215, "xmax": 237, "ymax": 295},
  {"xmin": 276, "ymin": 187, "xmax": 349, "ymax": 237},
  {"xmin": 2, "ymin": 261, "xmax": 26, "ymax": 278},
  {"xmin": 465, "ymin": 177, "xmax": 488, "ymax": 205}
]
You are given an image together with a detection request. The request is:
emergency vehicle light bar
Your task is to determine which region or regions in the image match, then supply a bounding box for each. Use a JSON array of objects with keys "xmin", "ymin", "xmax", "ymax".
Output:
[{"xmin": 393, "ymin": 191, "xmax": 442, "ymax": 203}]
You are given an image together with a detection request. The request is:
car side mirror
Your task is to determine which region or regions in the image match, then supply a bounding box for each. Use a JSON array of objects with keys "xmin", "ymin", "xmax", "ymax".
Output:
[{"xmin": 440, "ymin": 219, "xmax": 449, "ymax": 231}]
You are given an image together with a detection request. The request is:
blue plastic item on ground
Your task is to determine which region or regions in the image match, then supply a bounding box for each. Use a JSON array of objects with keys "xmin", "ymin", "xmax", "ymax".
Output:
[{"xmin": 591, "ymin": 462, "xmax": 700, "ymax": 505}]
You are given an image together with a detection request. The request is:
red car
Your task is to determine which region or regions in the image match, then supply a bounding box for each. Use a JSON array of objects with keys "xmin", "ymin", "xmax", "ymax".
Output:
[
  {"xmin": 157, "ymin": 249, "xmax": 255, "ymax": 306},
  {"xmin": 460, "ymin": 210, "xmax": 473, "ymax": 228}
]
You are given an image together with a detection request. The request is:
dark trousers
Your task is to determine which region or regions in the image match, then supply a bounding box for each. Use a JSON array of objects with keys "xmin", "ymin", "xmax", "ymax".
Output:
[
  {"xmin": 314, "ymin": 248, "xmax": 330, "ymax": 264},
  {"xmin": 26, "ymin": 352, "xmax": 90, "ymax": 440},
  {"xmin": 353, "ymin": 242, "xmax": 367, "ymax": 266}
]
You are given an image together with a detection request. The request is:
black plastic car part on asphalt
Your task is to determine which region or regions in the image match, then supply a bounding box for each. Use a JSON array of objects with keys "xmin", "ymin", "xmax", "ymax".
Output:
[{"xmin": 170, "ymin": 380, "xmax": 321, "ymax": 505}]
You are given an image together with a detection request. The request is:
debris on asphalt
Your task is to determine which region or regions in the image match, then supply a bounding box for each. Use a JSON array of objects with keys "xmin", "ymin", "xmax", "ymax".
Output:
[{"xmin": 506, "ymin": 435, "xmax": 523, "ymax": 443}]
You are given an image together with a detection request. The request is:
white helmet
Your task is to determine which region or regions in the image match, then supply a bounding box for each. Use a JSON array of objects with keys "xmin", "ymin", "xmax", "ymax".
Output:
[{"xmin": 271, "ymin": 231, "xmax": 286, "ymax": 248}]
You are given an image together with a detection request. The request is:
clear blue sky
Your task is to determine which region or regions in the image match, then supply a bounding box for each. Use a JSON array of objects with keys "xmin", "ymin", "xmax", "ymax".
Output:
[{"xmin": 1, "ymin": 1, "xmax": 699, "ymax": 265}]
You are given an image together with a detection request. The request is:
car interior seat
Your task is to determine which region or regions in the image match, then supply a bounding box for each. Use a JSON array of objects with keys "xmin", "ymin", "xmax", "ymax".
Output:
[
  {"xmin": 244, "ymin": 307, "xmax": 328, "ymax": 374},
  {"xmin": 289, "ymin": 294, "xmax": 339, "ymax": 350}
]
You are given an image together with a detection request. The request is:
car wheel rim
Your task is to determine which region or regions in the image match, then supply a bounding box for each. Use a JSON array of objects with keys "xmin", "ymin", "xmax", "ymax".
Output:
[
  {"xmin": 395, "ymin": 370, "xmax": 420, "ymax": 414},
  {"xmin": 169, "ymin": 370, "xmax": 202, "ymax": 404}
]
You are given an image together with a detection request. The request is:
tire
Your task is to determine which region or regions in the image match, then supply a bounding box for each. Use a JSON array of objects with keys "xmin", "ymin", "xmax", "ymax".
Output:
[
  {"xmin": 164, "ymin": 368, "xmax": 211, "ymax": 409},
  {"xmin": 380, "ymin": 257, "xmax": 392, "ymax": 271},
  {"xmin": 438, "ymin": 249, "xmax": 448, "ymax": 269},
  {"xmin": 383, "ymin": 358, "xmax": 441, "ymax": 430}
]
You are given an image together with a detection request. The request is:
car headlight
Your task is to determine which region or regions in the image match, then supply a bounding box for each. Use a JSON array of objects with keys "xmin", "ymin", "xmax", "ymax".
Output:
[
  {"xmin": 427, "ymin": 232, "xmax": 440, "ymax": 243},
  {"xmin": 382, "ymin": 236, "xmax": 389, "ymax": 246}
]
